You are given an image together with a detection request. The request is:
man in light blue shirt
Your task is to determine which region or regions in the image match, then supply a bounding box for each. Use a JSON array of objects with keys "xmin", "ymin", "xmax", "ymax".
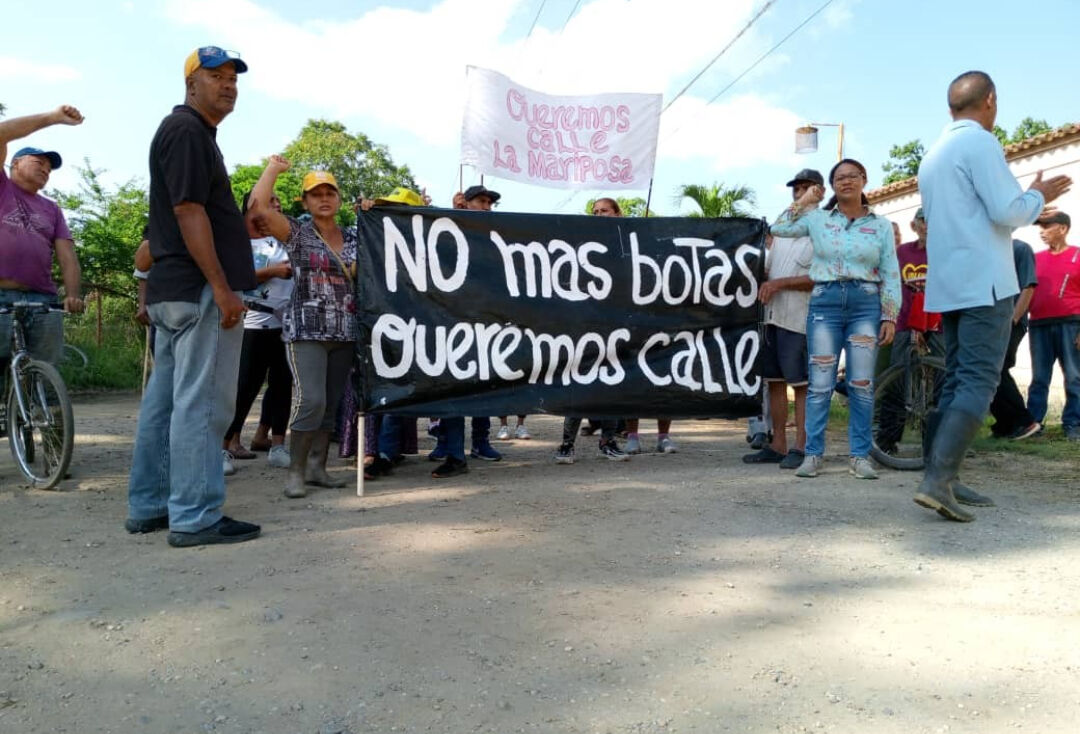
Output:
[{"xmin": 914, "ymin": 70, "xmax": 1071, "ymax": 523}]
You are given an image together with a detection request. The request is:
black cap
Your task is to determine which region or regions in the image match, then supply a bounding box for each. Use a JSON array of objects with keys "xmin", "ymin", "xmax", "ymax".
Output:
[
  {"xmin": 785, "ymin": 168, "xmax": 824, "ymax": 187},
  {"xmin": 1037, "ymin": 211, "xmax": 1071, "ymax": 228},
  {"xmin": 463, "ymin": 184, "xmax": 501, "ymax": 203}
]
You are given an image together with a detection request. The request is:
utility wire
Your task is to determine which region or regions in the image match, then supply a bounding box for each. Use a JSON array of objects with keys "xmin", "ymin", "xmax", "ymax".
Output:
[
  {"xmin": 526, "ymin": 0, "xmax": 550, "ymax": 38},
  {"xmin": 661, "ymin": 0, "xmax": 836, "ymax": 144},
  {"xmin": 562, "ymin": 0, "xmax": 584, "ymax": 29},
  {"xmin": 661, "ymin": 0, "xmax": 778, "ymax": 114}
]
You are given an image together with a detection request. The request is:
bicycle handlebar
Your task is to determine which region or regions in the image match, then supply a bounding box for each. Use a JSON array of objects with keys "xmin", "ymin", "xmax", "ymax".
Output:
[{"xmin": 0, "ymin": 301, "xmax": 66, "ymax": 315}]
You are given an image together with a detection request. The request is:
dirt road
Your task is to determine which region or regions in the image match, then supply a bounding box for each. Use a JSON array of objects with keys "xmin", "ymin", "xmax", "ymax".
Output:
[{"xmin": 1, "ymin": 393, "xmax": 1078, "ymax": 734}]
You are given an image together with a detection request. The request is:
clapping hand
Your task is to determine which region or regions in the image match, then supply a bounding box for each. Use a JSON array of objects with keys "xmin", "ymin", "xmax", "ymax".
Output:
[{"xmin": 1029, "ymin": 170, "xmax": 1072, "ymax": 205}]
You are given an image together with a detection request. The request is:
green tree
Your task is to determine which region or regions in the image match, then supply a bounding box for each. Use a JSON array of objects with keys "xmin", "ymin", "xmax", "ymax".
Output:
[
  {"xmin": 231, "ymin": 119, "xmax": 418, "ymax": 226},
  {"xmin": 584, "ymin": 196, "xmax": 653, "ymax": 217},
  {"xmin": 993, "ymin": 117, "xmax": 1053, "ymax": 146},
  {"xmin": 881, "ymin": 139, "xmax": 926, "ymax": 185},
  {"xmin": 675, "ymin": 183, "xmax": 756, "ymax": 218},
  {"xmin": 49, "ymin": 161, "xmax": 148, "ymax": 301}
]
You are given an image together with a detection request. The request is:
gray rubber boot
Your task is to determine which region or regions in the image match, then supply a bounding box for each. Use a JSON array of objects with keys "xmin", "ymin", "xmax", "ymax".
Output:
[
  {"xmin": 285, "ymin": 431, "xmax": 316, "ymax": 498},
  {"xmin": 306, "ymin": 431, "xmax": 347, "ymax": 488},
  {"xmin": 923, "ymin": 409, "xmax": 993, "ymax": 507},
  {"xmin": 914, "ymin": 409, "xmax": 982, "ymax": 522}
]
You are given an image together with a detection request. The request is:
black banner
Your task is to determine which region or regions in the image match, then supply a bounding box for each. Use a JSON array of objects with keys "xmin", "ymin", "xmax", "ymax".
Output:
[{"xmin": 356, "ymin": 208, "xmax": 765, "ymax": 419}]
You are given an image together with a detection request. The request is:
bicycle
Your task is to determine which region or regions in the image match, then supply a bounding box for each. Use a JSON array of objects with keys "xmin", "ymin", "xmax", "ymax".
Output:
[
  {"xmin": 0, "ymin": 302, "xmax": 74, "ymax": 489},
  {"xmin": 870, "ymin": 337, "xmax": 946, "ymax": 471}
]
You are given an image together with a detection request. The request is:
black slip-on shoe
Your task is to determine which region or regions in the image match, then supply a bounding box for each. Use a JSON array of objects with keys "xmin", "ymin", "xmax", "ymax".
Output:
[
  {"xmin": 742, "ymin": 446, "xmax": 785, "ymax": 464},
  {"xmin": 167, "ymin": 517, "xmax": 261, "ymax": 548},
  {"xmin": 125, "ymin": 516, "xmax": 169, "ymax": 534}
]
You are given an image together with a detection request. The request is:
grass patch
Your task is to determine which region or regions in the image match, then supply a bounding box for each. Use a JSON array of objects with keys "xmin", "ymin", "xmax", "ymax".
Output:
[{"xmin": 59, "ymin": 297, "xmax": 145, "ymax": 391}]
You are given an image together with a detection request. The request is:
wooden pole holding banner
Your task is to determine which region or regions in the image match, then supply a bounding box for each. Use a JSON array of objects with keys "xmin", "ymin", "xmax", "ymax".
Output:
[
  {"xmin": 644, "ymin": 178, "xmax": 655, "ymax": 218},
  {"xmin": 458, "ymin": 164, "xmax": 464, "ymax": 194},
  {"xmin": 141, "ymin": 325, "xmax": 152, "ymax": 395},
  {"xmin": 356, "ymin": 412, "xmax": 365, "ymax": 497}
]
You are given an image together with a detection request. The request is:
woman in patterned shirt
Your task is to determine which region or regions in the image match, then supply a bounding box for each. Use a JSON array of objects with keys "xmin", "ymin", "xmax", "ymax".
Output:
[
  {"xmin": 770, "ymin": 158, "xmax": 901, "ymax": 480},
  {"xmin": 250, "ymin": 155, "xmax": 356, "ymax": 498}
]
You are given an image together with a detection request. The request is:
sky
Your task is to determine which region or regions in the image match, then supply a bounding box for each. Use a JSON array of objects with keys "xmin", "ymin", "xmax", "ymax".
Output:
[{"xmin": 3, "ymin": 0, "xmax": 1079, "ymax": 221}]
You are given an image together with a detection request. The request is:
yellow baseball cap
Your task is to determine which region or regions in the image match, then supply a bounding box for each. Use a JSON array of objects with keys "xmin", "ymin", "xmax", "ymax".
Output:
[
  {"xmin": 301, "ymin": 171, "xmax": 340, "ymax": 193},
  {"xmin": 184, "ymin": 46, "xmax": 248, "ymax": 78},
  {"xmin": 374, "ymin": 187, "xmax": 425, "ymax": 207}
]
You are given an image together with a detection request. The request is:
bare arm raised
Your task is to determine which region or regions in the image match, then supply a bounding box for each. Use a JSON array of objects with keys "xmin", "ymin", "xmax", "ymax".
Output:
[
  {"xmin": 0, "ymin": 105, "xmax": 83, "ymax": 165},
  {"xmin": 249, "ymin": 155, "xmax": 292, "ymax": 243}
]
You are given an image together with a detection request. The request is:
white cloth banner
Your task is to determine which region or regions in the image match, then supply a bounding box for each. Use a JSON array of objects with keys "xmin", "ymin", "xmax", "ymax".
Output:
[{"xmin": 460, "ymin": 66, "xmax": 662, "ymax": 191}]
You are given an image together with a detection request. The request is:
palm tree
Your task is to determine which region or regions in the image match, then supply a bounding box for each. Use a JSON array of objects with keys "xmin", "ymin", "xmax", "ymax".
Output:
[{"xmin": 675, "ymin": 182, "xmax": 757, "ymax": 218}]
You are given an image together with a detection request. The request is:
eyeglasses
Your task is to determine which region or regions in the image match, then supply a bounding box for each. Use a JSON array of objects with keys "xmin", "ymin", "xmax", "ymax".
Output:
[{"xmin": 833, "ymin": 173, "xmax": 864, "ymax": 183}]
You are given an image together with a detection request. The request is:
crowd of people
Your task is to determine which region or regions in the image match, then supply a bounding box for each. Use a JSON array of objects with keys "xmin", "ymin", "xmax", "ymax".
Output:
[{"xmin": 1, "ymin": 48, "xmax": 1076, "ymax": 547}]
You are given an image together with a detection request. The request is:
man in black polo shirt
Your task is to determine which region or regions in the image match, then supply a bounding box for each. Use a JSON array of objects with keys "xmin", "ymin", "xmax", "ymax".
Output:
[{"xmin": 126, "ymin": 46, "xmax": 260, "ymax": 547}]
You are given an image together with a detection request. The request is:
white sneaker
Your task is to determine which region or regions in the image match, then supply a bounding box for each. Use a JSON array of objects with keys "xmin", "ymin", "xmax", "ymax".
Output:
[
  {"xmin": 849, "ymin": 456, "xmax": 878, "ymax": 480},
  {"xmin": 223, "ymin": 450, "xmax": 237, "ymax": 477},
  {"xmin": 625, "ymin": 435, "xmax": 641, "ymax": 454},
  {"xmin": 267, "ymin": 444, "xmax": 290, "ymax": 468},
  {"xmin": 794, "ymin": 454, "xmax": 823, "ymax": 478},
  {"xmin": 514, "ymin": 424, "xmax": 531, "ymax": 440},
  {"xmin": 657, "ymin": 437, "xmax": 678, "ymax": 454},
  {"xmin": 495, "ymin": 425, "xmax": 511, "ymax": 440}
]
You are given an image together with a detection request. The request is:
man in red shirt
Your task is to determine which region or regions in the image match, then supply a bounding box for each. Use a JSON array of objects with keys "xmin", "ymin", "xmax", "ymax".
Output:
[{"xmin": 1027, "ymin": 211, "xmax": 1080, "ymax": 440}]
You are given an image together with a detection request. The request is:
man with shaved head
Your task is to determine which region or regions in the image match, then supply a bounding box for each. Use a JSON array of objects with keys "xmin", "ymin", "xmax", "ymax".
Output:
[{"xmin": 914, "ymin": 70, "xmax": 1071, "ymax": 522}]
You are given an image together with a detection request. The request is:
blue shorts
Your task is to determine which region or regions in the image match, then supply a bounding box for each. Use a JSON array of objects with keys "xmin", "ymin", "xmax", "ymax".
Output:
[{"xmin": 761, "ymin": 324, "xmax": 808, "ymax": 386}]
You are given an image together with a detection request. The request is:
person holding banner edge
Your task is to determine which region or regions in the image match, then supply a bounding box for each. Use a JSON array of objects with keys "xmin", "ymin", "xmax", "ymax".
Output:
[
  {"xmin": 770, "ymin": 158, "xmax": 901, "ymax": 480},
  {"xmin": 249, "ymin": 154, "xmax": 356, "ymax": 498}
]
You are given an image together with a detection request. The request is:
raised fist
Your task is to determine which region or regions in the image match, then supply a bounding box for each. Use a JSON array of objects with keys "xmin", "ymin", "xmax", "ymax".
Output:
[
  {"xmin": 53, "ymin": 105, "xmax": 83, "ymax": 126},
  {"xmin": 267, "ymin": 154, "xmax": 291, "ymax": 173}
]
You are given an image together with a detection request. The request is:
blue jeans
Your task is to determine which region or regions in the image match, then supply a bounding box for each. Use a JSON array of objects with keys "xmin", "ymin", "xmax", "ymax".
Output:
[
  {"xmin": 471, "ymin": 416, "xmax": 490, "ymax": 446},
  {"xmin": 377, "ymin": 415, "xmax": 403, "ymax": 459},
  {"xmin": 128, "ymin": 285, "xmax": 244, "ymax": 533},
  {"xmin": 441, "ymin": 417, "xmax": 466, "ymax": 460},
  {"xmin": 0, "ymin": 289, "xmax": 63, "ymax": 363},
  {"xmin": 805, "ymin": 281, "xmax": 881, "ymax": 458},
  {"xmin": 1027, "ymin": 320, "xmax": 1080, "ymax": 430},
  {"xmin": 938, "ymin": 298, "xmax": 1012, "ymax": 421}
]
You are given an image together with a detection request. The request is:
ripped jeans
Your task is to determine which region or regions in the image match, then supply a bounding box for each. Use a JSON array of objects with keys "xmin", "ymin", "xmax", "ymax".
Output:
[{"xmin": 804, "ymin": 281, "xmax": 882, "ymax": 458}]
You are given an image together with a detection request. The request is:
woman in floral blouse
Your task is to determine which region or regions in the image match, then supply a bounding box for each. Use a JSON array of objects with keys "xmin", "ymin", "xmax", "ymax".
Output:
[
  {"xmin": 250, "ymin": 155, "xmax": 356, "ymax": 498},
  {"xmin": 770, "ymin": 158, "xmax": 901, "ymax": 480}
]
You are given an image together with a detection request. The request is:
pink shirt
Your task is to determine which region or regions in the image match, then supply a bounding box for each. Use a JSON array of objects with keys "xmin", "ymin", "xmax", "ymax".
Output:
[
  {"xmin": 0, "ymin": 168, "xmax": 72, "ymax": 295},
  {"xmin": 1029, "ymin": 245, "xmax": 1080, "ymax": 324}
]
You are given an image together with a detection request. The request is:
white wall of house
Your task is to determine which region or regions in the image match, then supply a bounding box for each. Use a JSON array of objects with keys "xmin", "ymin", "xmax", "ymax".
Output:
[{"xmin": 868, "ymin": 132, "xmax": 1080, "ymax": 419}]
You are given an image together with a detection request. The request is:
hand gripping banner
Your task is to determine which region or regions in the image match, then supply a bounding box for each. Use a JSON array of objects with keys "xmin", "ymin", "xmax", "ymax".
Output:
[{"xmin": 356, "ymin": 208, "xmax": 765, "ymax": 419}]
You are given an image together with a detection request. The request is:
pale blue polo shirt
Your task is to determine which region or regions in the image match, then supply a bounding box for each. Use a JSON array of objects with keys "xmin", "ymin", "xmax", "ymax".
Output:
[{"xmin": 918, "ymin": 119, "xmax": 1044, "ymax": 312}]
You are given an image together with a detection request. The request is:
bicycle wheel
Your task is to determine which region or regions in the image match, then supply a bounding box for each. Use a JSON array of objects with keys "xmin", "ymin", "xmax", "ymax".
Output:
[
  {"xmin": 870, "ymin": 354, "xmax": 946, "ymax": 470},
  {"xmin": 7, "ymin": 360, "xmax": 74, "ymax": 489}
]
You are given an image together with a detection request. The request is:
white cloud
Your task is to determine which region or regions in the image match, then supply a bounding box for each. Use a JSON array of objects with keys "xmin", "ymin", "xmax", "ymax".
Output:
[
  {"xmin": 163, "ymin": 0, "xmax": 800, "ymax": 149},
  {"xmin": 0, "ymin": 56, "xmax": 81, "ymax": 83},
  {"xmin": 660, "ymin": 93, "xmax": 803, "ymax": 171}
]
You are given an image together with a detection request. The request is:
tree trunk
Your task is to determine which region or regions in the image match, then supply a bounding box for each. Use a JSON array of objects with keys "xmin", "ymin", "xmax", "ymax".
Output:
[{"xmin": 95, "ymin": 290, "xmax": 103, "ymax": 348}]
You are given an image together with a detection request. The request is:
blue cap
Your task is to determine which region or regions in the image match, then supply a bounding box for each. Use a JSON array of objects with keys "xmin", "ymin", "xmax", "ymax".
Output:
[
  {"xmin": 184, "ymin": 46, "xmax": 249, "ymax": 77},
  {"xmin": 12, "ymin": 147, "xmax": 62, "ymax": 170}
]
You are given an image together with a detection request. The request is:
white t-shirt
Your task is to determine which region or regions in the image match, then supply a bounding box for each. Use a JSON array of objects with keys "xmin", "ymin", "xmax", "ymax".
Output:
[{"xmin": 244, "ymin": 237, "xmax": 293, "ymax": 329}]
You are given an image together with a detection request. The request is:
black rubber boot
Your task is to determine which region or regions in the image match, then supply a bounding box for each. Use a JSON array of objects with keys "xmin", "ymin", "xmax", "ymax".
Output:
[
  {"xmin": 951, "ymin": 480, "xmax": 995, "ymax": 507},
  {"xmin": 306, "ymin": 431, "xmax": 347, "ymax": 488},
  {"xmin": 922, "ymin": 410, "xmax": 993, "ymax": 507},
  {"xmin": 285, "ymin": 431, "xmax": 316, "ymax": 498},
  {"xmin": 914, "ymin": 409, "xmax": 981, "ymax": 522}
]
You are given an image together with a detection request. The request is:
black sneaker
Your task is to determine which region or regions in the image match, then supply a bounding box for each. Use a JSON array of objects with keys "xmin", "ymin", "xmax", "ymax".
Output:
[
  {"xmin": 599, "ymin": 441, "xmax": 630, "ymax": 461},
  {"xmin": 432, "ymin": 456, "xmax": 469, "ymax": 479},
  {"xmin": 555, "ymin": 442, "xmax": 576, "ymax": 464},
  {"xmin": 125, "ymin": 515, "xmax": 169, "ymax": 534},
  {"xmin": 167, "ymin": 517, "xmax": 261, "ymax": 548}
]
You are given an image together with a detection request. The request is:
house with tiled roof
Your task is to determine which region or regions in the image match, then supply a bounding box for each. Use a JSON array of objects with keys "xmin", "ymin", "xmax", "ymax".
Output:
[
  {"xmin": 868, "ymin": 123, "xmax": 1080, "ymax": 410},
  {"xmin": 868, "ymin": 122, "xmax": 1080, "ymax": 245}
]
